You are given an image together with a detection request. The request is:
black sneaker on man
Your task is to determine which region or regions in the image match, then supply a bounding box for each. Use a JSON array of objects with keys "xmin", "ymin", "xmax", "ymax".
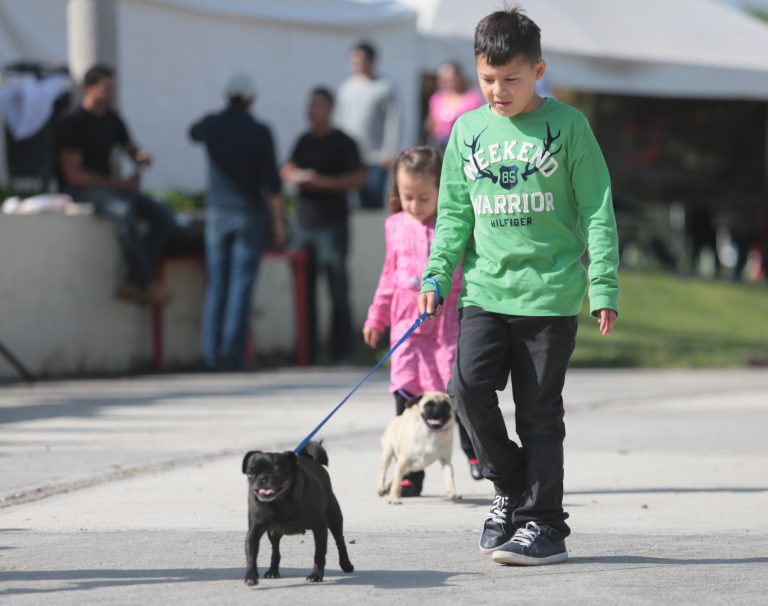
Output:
[
  {"xmin": 491, "ymin": 521, "xmax": 568, "ymax": 565},
  {"xmin": 479, "ymin": 494, "xmax": 515, "ymax": 552}
]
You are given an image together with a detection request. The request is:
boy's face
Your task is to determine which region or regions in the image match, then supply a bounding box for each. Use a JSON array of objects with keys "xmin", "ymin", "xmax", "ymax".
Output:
[{"xmin": 476, "ymin": 54, "xmax": 545, "ymax": 117}]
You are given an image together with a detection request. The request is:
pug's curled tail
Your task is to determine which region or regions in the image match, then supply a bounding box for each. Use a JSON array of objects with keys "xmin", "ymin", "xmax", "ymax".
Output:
[{"xmin": 298, "ymin": 440, "xmax": 329, "ymax": 466}]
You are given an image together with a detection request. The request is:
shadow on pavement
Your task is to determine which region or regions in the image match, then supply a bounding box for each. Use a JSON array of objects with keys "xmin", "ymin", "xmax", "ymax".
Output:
[
  {"xmin": 567, "ymin": 487, "xmax": 768, "ymax": 495},
  {"xmin": 0, "ymin": 566, "xmax": 469, "ymax": 594},
  {"xmin": 571, "ymin": 556, "xmax": 768, "ymax": 566},
  {"xmin": 0, "ymin": 379, "xmax": 369, "ymax": 425},
  {"xmin": 0, "ymin": 567, "xmax": 242, "ymax": 595},
  {"xmin": 254, "ymin": 568, "xmax": 472, "ymax": 590}
]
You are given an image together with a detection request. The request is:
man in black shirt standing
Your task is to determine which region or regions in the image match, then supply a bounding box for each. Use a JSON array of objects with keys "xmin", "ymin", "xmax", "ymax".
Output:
[
  {"xmin": 57, "ymin": 64, "xmax": 175, "ymax": 305},
  {"xmin": 189, "ymin": 73, "xmax": 285, "ymax": 371},
  {"xmin": 282, "ymin": 87, "xmax": 365, "ymax": 364}
]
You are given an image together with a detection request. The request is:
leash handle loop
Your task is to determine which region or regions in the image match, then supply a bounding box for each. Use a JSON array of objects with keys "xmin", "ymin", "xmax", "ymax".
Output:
[{"xmin": 423, "ymin": 276, "xmax": 440, "ymax": 302}]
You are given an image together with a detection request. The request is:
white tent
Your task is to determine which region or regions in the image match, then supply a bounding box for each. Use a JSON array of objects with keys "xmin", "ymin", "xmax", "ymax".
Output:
[
  {"xmin": 0, "ymin": 0, "xmax": 420, "ymax": 190},
  {"xmin": 404, "ymin": 0, "xmax": 768, "ymax": 100}
]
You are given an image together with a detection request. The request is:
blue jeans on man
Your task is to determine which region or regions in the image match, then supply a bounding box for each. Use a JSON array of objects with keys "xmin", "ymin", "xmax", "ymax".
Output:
[{"xmin": 202, "ymin": 207, "xmax": 269, "ymax": 370}]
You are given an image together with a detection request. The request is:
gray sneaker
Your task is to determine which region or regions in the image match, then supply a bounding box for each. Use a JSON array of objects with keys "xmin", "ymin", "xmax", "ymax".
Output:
[{"xmin": 491, "ymin": 522, "xmax": 568, "ymax": 566}]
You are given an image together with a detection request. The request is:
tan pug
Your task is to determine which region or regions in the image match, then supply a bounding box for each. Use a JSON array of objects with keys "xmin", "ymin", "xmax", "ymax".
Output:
[{"xmin": 377, "ymin": 391, "xmax": 462, "ymax": 505}]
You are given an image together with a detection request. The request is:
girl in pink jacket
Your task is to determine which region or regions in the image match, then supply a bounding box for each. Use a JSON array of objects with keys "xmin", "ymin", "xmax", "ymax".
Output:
[{"xmin": 363, "ymin": 146, "xmax": 480, "ymax": 497}]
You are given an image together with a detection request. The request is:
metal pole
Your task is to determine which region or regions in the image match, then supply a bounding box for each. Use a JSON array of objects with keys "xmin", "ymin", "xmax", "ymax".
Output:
[
  {"xmin": 0, "ymin": 339, "xmax": 35, "ymax": 383},
  {"xmin": 67, "ymin": 0, "xmax": 118, "ymax": 84}
]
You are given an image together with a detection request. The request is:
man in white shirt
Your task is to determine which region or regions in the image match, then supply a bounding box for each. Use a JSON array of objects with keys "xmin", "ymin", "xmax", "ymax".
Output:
[{"xmin": 334, "ymin": 42, "xmax": 400, "ymax": 209}]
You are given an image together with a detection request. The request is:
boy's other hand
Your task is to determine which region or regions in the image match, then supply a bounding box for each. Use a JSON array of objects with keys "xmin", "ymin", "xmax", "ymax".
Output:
[
  {"xmin": 417, "ymin": 291, "xmax": 441, "ymax": 318},
  {"xmin": 596, "ymin": 309, "xmax": 617, "ymax": 336},
  {"xmin": 363, "ymin": 325, "xmax": 381, "ymax": 348}
]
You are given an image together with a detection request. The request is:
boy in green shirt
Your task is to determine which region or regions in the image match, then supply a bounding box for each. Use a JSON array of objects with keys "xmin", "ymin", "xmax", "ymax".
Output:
[{"xmin": 418, "ymin": 8, "xmax": 619, "ymax": 566}]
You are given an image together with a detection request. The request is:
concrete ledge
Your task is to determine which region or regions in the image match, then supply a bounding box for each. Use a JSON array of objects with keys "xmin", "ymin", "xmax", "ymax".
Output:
[{"xmin": 0, "ymin": 211, "xmax": 385, "ymax": 379}]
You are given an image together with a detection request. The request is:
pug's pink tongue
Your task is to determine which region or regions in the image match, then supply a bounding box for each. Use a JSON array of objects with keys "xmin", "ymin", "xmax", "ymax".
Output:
[
  {"xmin": 258, "ymin": 488, "xmax": 276, "ymax": 497},
  {"xmin": 427, "ymin": 419, "xmax": 441, "ymax": 426}
]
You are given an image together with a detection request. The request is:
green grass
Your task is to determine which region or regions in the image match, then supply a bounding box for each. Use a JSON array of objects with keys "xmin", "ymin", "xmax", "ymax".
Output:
[{"xmin": 572, "ymin": 271, "xmax": 768, "ymax": 368}]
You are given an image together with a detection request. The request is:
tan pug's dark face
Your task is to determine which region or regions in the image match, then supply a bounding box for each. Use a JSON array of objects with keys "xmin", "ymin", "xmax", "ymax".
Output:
[{"xmin": 415, "ymin": 393, "xmax": 453, "ymax": 432}]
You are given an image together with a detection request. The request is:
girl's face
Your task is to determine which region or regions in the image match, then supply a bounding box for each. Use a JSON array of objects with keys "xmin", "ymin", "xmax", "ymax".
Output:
[{"xmin": 397, "ymin": 169, "xmax": 438, "ymax": 224}]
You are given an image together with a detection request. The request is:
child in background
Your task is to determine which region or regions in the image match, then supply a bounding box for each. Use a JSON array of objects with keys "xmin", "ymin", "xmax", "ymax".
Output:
[{"xmin": 363, "ymin": 146, "xmax": 481, "ymax": 497}]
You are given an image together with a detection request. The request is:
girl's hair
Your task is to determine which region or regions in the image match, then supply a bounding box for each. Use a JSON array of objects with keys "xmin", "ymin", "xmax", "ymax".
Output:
[{"xmin": 388, "ymin": 146, "xmax": 443, "ymax": 214}]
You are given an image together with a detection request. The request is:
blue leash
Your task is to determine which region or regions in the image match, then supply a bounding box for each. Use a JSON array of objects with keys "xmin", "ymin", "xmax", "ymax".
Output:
[{"xmin": 294, "ymin": 278, "xmax": 440, "ymax": 454}]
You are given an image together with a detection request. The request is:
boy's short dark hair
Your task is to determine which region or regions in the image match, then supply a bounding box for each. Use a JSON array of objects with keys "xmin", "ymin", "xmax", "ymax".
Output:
[
  {"xmin": 311, "ymin": 87, "xmax": 335, "ymax": 107},
  {"xmin": 83, "ymin": 64, "xmax": 114, "ymax": 88},
  {"xmin": 353, "ymin": 41, "xmax": 376, "ymax": 63},
  {"xmin": 474, "ymin": 8, "xmax": 542, "ymax": 65}
]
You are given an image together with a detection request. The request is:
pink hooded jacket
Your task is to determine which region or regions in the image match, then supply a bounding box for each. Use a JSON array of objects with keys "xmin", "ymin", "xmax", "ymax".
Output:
[{"xmin": 365, "ymin": 211, "xmax": 462, "ymax": 395}]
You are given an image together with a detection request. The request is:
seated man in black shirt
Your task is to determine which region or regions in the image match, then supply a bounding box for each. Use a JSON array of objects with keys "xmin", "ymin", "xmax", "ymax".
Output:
[
  {"xmin": 281, "ymin": 87, "xmax": 365, "ymax": 364},
  {"xmin": 57, "ymin": 64, "xmax": 175, "ymax": 305}
]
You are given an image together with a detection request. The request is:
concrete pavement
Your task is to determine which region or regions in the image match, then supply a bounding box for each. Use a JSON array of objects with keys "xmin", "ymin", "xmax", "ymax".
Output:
[{"xmin": 1, "ymin": 369, "xmax": 767, "ymax": 604}]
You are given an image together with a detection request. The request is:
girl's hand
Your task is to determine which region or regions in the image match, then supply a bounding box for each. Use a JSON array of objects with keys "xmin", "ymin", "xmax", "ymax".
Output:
[
  {"xmin": 596, "ymin": 309, "xmax": 617, "ymax": 336},
  {"xmin": 363, "ymin": 325, "xmax": 381, "ymax": 348}
]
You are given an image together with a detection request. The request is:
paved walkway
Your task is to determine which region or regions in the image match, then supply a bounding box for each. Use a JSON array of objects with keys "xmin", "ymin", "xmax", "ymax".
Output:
[{"xmin": 1, "ymin": 369, "xmax": 767, "ymax": 605}]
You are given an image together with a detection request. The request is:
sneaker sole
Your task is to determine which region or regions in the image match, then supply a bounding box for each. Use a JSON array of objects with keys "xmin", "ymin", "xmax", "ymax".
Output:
[
  {"xmin": 479, "ymin": 538, "xmax": 509, "ymax": 554},
  {"xmin": 491, "ymin": 550, "xmax": 568, "ymax": 566}
]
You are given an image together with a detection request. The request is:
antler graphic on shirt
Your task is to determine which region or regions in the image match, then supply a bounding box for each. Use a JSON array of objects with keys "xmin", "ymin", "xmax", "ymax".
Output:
[
  {"xmin": 522, "ymin": 122, "xmax": 562, "ymax": 181},
  {"xmin": 463, "ymin": 127, "xmax": 498, "ymax": 183}
]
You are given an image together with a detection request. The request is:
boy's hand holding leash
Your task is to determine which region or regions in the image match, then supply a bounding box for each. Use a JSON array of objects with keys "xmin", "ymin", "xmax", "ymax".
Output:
[
  {"xmin": 417, "ymin": 276, "xmax": 443, "ymax": 319},
  {"xmin": 417, "ymin": 292, "xmax": 438, "ymax": 318}
]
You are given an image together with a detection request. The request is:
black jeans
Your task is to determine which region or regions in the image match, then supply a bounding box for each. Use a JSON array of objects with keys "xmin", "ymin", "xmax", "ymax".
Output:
[
  {"xmin": 292, "ymin": 224, "xmax": 352, "ymax": 363},
  {"xmin": 448, "ymin": 307, "xmax": 578, "ymax": 539}
]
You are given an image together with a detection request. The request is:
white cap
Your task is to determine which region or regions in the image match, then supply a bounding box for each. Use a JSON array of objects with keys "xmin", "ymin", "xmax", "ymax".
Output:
[{"xmin": 226, "ymin": 72, "xmax": 255, "ymax": 99}]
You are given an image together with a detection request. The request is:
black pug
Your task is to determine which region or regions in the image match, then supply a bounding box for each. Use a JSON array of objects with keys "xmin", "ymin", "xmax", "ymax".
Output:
[{"xmin": 241, "ymin": 441, "xmax": 354, "ymax": 585}]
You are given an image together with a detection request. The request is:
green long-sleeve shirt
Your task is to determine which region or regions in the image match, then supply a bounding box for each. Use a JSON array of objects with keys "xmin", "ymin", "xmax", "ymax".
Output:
[{"xmin": 422, "ymin": 99, "xmax": 619, "ymax": 317}]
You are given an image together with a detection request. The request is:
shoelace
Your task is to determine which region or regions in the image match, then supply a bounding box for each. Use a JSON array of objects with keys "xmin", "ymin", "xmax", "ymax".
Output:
[
  {"xmin": 485, "ymin": 495, "xmax": 510, "ymax": 525},
  {"xmin": 508, "ymin": 522, "xmax": 541, "ymax": 547}
]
